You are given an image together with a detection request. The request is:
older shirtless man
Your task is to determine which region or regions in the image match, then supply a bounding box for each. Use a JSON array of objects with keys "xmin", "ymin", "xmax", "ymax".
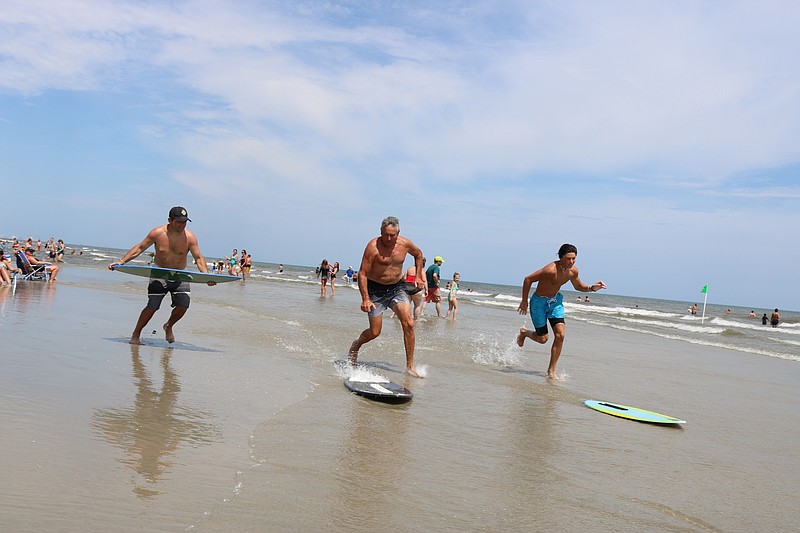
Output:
[
  {"xmin": 517, "ymin": 243, "xmax": 606, "ymax": 379},
  {"xmin": 109, "ymin": 206, "xmax": 215, "ymax": 345},
  {"xmin": 349, "ymin": 216, "xmax": 426, "ymax": 378}
]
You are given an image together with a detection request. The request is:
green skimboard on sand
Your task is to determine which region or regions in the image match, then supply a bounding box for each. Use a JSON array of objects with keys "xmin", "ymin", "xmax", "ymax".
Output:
[{"xmin": 584, "ymin": 400, "xmax": 685, "ymax": 425}]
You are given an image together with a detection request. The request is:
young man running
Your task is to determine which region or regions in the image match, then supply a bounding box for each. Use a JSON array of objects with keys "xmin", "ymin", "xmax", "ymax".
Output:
[{"xmin": 517, "ymin": 243, "xmax": 606, "ymax": 379}]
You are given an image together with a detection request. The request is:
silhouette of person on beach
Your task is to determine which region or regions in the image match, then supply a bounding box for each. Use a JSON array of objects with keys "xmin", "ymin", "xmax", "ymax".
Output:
[
  {"xmin": 108, "ymin": 206, "xmax": 215, "ymax": 345},
  {"xmin": 405, "ymin": 257, "xmax": 426, "ymax": 320},
  {"xmin": 770, "ymin": 309, "xmax": 780, "ymax": 328},
  {"xmin": 516, "ymin": 243, "xmax": 606, "ymax": 380},
  {"xmin": 423, "ymin": 256, "xmax": 445, "ymax": 317},
  {"xmin": 240, "ymin": 249, "xmax": 251, "ymax": 280},
  {"xmin": 762, "ymin": 313, "xmax": 769, "ymax": 325},
  {"xmin": 446, "ymin": 272, "xmax": 460, "ymax": 320},
  {"xmin": 318, "ymin": 259, "xmax": 330, "ymax": 296},
  {"xmin": 348, "ymin": 216, "xmax": 425, "ymax": 378},
  {"xmin": 0, "ymin": 249, "xmax": 18, "ymax": 286},
  {"xmin": 330, "ymin": 261, "xmax": 340, "ymax": 295}
]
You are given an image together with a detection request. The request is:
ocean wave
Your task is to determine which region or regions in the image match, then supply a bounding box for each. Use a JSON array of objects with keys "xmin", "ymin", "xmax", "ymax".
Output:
[
  {"xmin": 719, "ymin": 328, "xmax": 746, "ymax": 337},
  {"xmin": 254, "ymin": 274, "xmax": 319, "ymax": 285},
  {"xmin": 568, "ymin": 304, "xmax": 683, "ymax": 320},
  {"xmin": 456, "ymin": 290, "xmax": 494, "ymax": 298},
  {"xmin": 605, "ymin": 315, "xmax": 726, "ymax": 334},
  {"xmin": 574, "ymin": 316, "xmax": 800, "ymax": 363},
  {"xmin": 708, "ymin": 317, "xmax": 782, "ymax": 331},
  {"xmin": 470, "ymin": 299, "xmax": 518, "ymax": 310},
  {"xmin": 697, "ymin": 316, "xmax": 799, "ymax": 334},
  {"xmin": 770, "ymin": 337, "xmax": 800, "ymax": 347}
]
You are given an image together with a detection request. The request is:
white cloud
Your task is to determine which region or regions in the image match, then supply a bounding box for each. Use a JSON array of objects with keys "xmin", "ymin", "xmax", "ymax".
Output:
[{"xmin": 2, "ymin": 0, "xmax": 799, "ymax": 308}]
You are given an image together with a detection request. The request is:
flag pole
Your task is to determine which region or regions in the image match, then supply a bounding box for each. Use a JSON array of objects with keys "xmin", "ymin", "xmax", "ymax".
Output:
[{"xmin": 701, "ymin": 284, "xmax": 708, "ymax": 323}]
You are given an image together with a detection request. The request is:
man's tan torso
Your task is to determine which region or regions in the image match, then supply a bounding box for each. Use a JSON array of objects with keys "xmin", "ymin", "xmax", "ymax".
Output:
[
  {"xmin": 153, "ymin": 224, "xmax": 193, "ymax": 270},
  {"xmin": 534, "ymin": 261, "xmax": 579, "ymax": 298},
  {"xmin": 367, "ymin": 236, "xmax": 413, "ymax": 284}
]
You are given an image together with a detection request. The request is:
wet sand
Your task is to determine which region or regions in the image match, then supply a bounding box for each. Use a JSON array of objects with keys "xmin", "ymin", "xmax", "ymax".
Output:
[{"xmin": 1, "ymin": 266, "xmax": 799, "ymax": 532}]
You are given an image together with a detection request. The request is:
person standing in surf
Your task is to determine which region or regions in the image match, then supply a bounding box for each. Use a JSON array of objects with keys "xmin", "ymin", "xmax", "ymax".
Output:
[
  {"xmin": 317, "ymin": 259, "xmax": 330, "ymax": 296},
  {"xmin": 405, "ymin": 257, "xmax": 427, "ymax": 320},
  {"xmin": 445, "ymin": 272, "xmax": 460, "ymax": 320},
  {"xmin": 348, "ymin": 216, "xmax": 426, "ymax": 378},
  {"xmin": 422, "ymin": 256, "xmax": 445, "ymax": 317},
  {"xmin": 109, "ymin": 206, "xmax": 215, "ymax": 345},
  {"xmin": 516, "ymin": 243, "xmax": 606, "ymax": 379}
]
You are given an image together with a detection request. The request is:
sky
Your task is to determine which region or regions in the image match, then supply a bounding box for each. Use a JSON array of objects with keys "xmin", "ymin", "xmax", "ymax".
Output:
[{"xmin": 1, "ymin": 0, "xmax": 799, "ymax": 310}]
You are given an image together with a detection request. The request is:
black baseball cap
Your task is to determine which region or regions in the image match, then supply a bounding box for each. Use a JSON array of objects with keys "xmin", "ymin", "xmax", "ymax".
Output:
[{"xmin": 168, "ymin": 206, "xmax": 191, "ymax": 222}]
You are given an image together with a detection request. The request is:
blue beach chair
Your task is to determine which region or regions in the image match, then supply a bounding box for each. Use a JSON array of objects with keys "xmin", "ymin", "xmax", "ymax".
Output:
[{"xmin": 15, "ymin": 249, "xmax": 49, "ymax": 282}]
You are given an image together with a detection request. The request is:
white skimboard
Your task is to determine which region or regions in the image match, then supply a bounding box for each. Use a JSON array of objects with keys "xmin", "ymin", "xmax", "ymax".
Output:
[
  {"xmin": 344, "ymin": 378, "xmax": 413, "ymax": 403},
  {"xmin": 111, "ymin": 264, "xmax": 241, "ymax": 283}
]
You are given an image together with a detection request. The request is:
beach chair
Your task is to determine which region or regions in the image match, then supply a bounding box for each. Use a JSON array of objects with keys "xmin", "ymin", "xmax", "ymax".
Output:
[{"xmin": 15, "ymin": 250, "xmax": 49, "ymax": 282}]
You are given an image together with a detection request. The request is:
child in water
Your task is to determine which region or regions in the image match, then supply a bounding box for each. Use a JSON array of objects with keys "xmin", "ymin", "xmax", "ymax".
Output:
[{"xmin": 446, "ymin": 272, "xmax": 460, "ymax": 320}]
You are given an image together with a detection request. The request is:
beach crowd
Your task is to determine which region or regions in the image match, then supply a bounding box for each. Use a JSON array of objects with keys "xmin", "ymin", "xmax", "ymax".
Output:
[
  {"xmin": 212, "ymin": 248, "xmax": 253, "ymax": 279},
  {"xmin": 0, "ymin": 236, "xmax": 71, "ymax": 285},
  {"xmin": 5, "ymin": 209, "xmax": 786, "ymax": 378}
]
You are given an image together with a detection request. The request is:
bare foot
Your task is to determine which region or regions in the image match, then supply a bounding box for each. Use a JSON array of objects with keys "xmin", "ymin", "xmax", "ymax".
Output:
[
  {"xmin": 516, "ymin": 327, "xmax": 527, "ymax": 347},
  {"xmin": 407, "ymin": 367, "xmax": 425, "ymax": 378},
  {"xmin": 348, "ymin": 343, "xmax": 359, "ymax": 365},
  {"xmin": 546, "ymin": 371, "xmax": 564, "ymax": 381},
  {"xmin": 163, "ymin": 323, "xmax": 175, "ymax": 343},
  {"xmin": 129, "ymin": 336, "xmax": 143, "ymax": 345}
]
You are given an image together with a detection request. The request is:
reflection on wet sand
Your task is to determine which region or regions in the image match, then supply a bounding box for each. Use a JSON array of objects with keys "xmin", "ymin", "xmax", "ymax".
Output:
[
  {"xmin": 0, "ymin": 285, "xmax": 11, "ymax": 309},
  {"xmin": 328, "ymin": 376, "xmax": 412, "ymax": 530},
  {"xmin": 498, "ymin": 389, "xmax": 563, "ymax": 531},
  {"xmin": 92, "ymin": 344, "xmax": 220, "ymax": 498},
  {"xmin": 3, "ymin": 280, "xmax": 56, "ymax": 314}
]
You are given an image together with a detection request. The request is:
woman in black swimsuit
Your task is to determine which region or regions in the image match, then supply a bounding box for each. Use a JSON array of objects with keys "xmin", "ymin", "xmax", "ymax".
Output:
[
  {"xmin": 318, "ymin": 259, "xmax": 330, "ymax": 296},
  {"xmin": 330, "ymin": 262, "xmax": 339, "ymax": 295}
]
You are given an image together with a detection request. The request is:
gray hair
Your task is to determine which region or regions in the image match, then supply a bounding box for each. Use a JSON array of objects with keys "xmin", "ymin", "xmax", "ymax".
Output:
[{"xmin": 381, "ymin": 216, "xmax": 400, "ymax": 230}]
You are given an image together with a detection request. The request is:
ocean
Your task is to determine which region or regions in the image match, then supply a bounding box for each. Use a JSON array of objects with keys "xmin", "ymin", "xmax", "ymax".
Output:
[{"xmin": 1, "ymin": 243, "xmax": 798, "ymax": 532}]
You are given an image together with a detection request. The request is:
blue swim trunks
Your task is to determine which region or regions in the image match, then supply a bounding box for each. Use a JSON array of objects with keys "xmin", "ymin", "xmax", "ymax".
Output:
[{"xmin": 529, "ymin": 292, "xmax": 565, "ymax": 335}]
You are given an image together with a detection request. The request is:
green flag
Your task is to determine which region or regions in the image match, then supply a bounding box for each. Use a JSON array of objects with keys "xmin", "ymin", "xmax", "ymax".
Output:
[{"xmin": 701, "ymin": 284, "xmax": 708, "ymax": 294}]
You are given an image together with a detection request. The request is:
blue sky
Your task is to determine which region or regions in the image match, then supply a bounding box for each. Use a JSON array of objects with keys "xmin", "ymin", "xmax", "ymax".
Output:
[{"xmin": 2, "ymin": 1, "xmax": 799, "ymax": 310}]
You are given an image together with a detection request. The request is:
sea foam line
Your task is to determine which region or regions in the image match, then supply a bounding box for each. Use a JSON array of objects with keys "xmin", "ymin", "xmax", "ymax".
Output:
[{"xmin": 574, "ymin": 316, "xmax": 800, "ymax": 363}]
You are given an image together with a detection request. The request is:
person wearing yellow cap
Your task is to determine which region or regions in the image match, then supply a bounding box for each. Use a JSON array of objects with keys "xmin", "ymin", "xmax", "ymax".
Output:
[{"xmin": 423, "ymin": 255, "xmax": 445, "ymax": 317}]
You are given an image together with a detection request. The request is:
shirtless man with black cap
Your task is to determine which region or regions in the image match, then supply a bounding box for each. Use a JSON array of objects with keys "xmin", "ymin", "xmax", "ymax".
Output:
[{"xmin": 109, "ymin": 206, "xmax": 215, "ymax": 344}]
